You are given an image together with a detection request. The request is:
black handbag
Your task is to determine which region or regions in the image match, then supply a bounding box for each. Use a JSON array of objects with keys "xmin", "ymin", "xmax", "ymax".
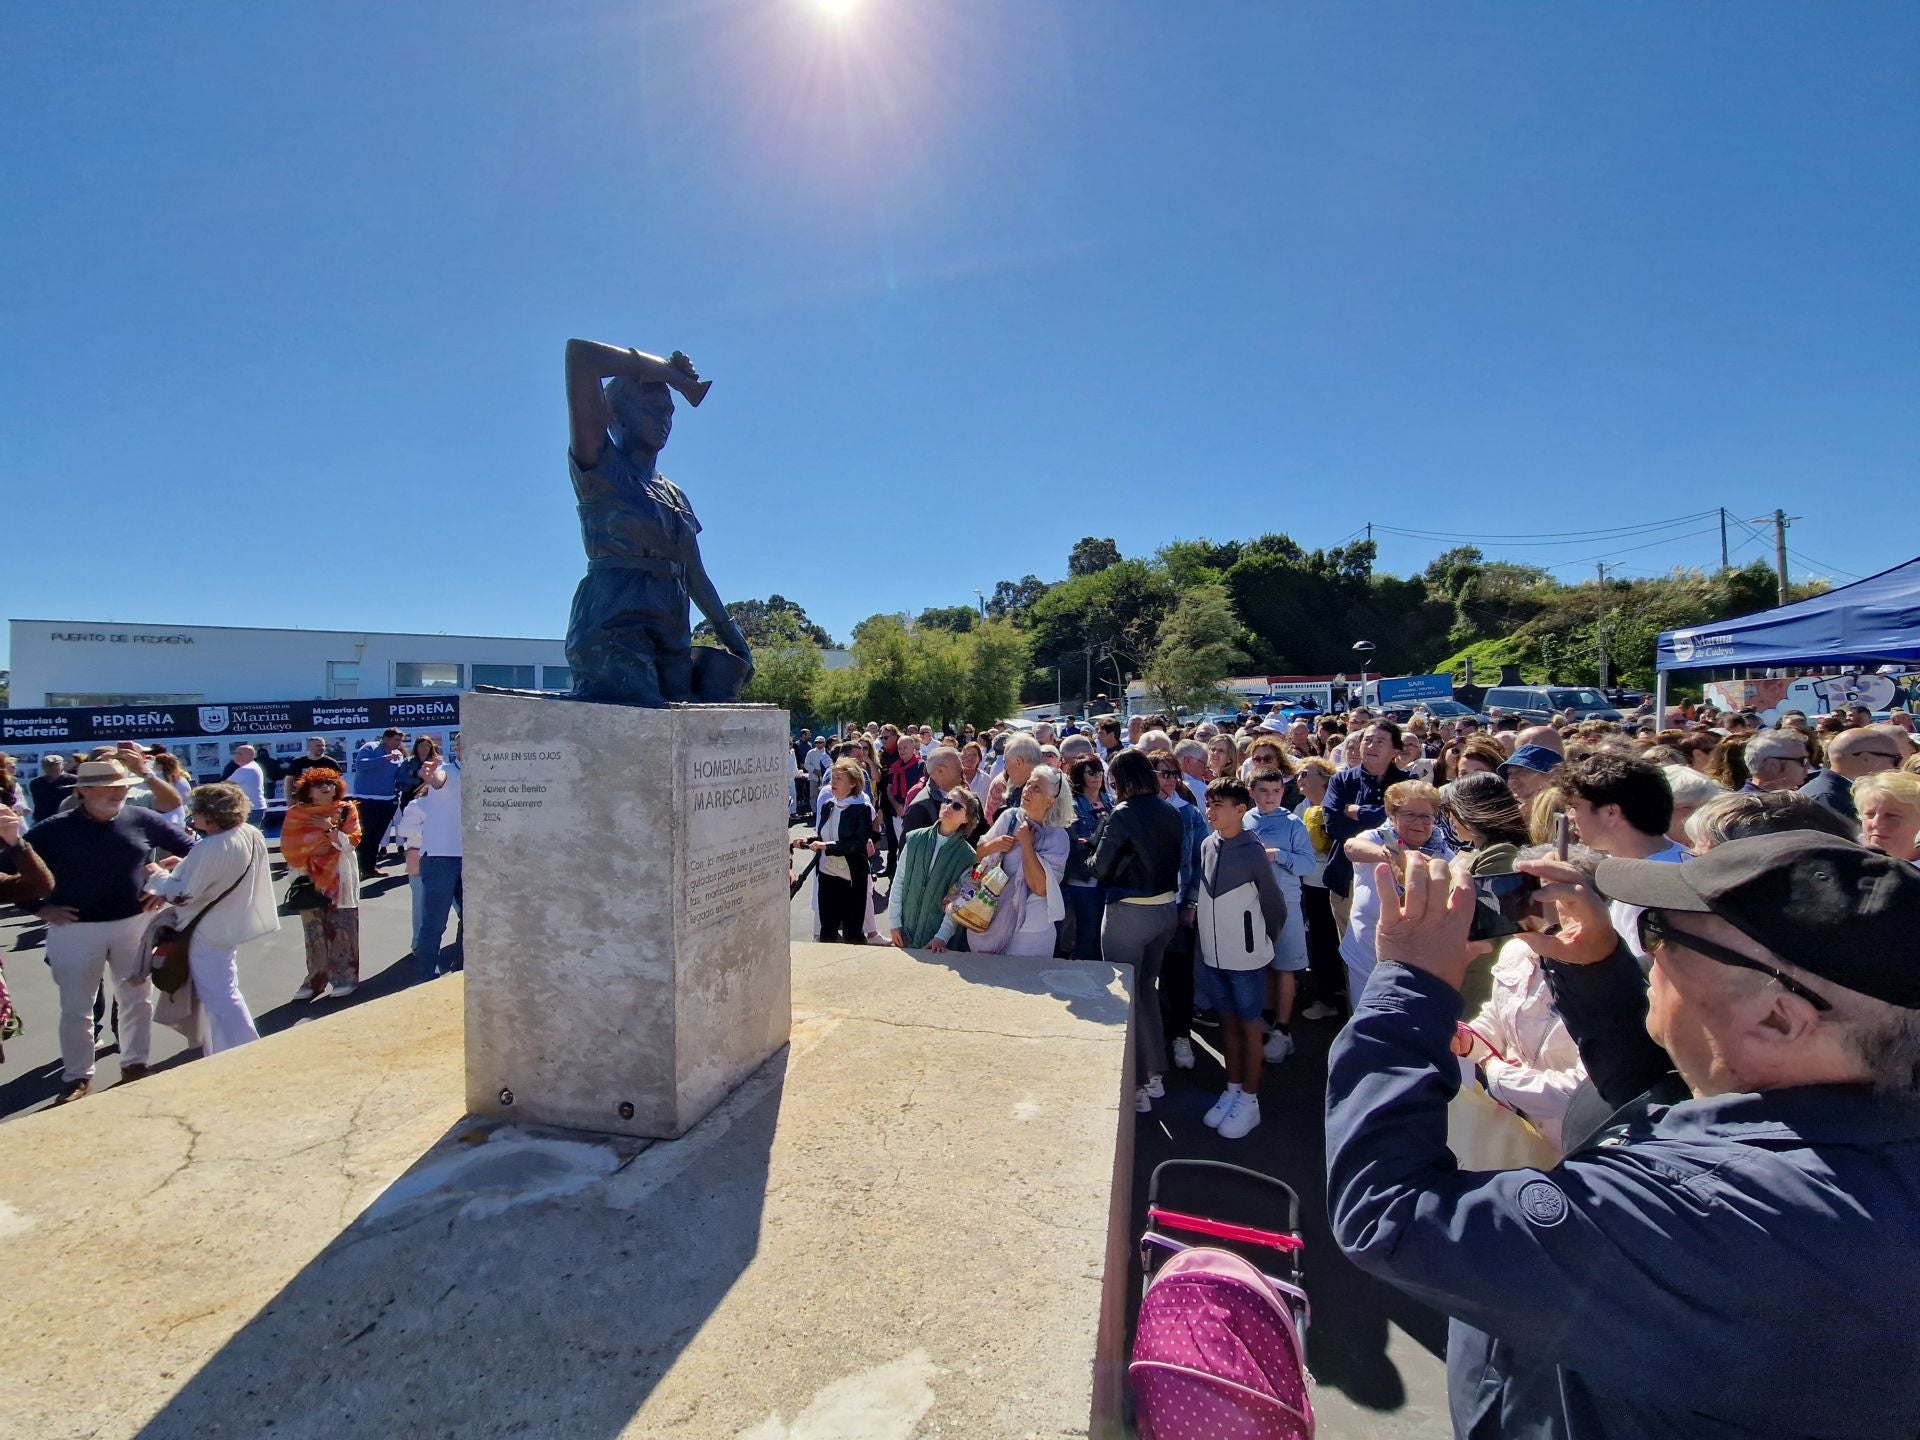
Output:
[{"xmin": 279, "ymin": 874, "xmax": 328, "ymax": 916}]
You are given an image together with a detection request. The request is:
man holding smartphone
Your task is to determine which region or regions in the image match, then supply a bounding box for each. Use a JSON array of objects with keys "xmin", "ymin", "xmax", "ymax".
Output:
[{"xmin": 1326, "ymin": 835, "xmax": 1920, "ymax": 1438}]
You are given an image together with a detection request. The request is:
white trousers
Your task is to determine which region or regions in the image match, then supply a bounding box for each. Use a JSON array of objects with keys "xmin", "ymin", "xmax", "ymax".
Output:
[
  {"xmin": 188, "ymin": 935, "xmax": 259, "ymax": 1055},
  {"xmin": 47, "ymin": 914, "xmax": 154, "ymax": 1082}
]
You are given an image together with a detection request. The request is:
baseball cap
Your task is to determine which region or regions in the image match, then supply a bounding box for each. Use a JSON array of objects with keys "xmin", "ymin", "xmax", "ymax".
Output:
[
  {"xmin": 1499, "ymin": 744, "xmax": 1563, "ymax": 777},
  {"xmin": 1594, "ymin": 832, "xmax": 1920, "ymax": 1009}
]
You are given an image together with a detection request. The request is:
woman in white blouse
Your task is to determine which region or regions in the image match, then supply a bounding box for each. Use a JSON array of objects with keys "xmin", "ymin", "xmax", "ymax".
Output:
[{"xmin": 146, "ymin": 782, "xmax": 280, "ymax": 1054}]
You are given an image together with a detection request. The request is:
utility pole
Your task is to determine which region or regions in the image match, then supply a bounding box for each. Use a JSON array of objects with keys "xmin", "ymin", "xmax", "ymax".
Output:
[
  {"xmin": 1719, "ymin": 507, "xmax": 1729, "ymax": 571},
  {"xmin": 1364, "ymin": 520, "xmax": 1373, "ymax": 545},
  {"xmin": 1595, "ymin": 563, "xmax": 1614, "ymax": 691},
  {"xmin": 1773, "ymin": 508, "xmax": 1791, "ymax": 605}
]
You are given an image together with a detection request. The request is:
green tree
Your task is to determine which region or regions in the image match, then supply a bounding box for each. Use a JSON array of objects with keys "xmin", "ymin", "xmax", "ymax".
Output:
[
  {"xmin": 915, "ymin": 604, "xmax": 978, "ymax": 633},
  {"xmin": 1144, "ymin": 584, "xmax": 1249, "ymax": 715},
  {"xmin": 695, "ymin": 593, "xmax": 833, "ymax": 648},
  {"xmin": 1025, "ymin": 558, "xmax": 1175, "ymax": 702},
  {"xmin": 808, "ymin": 615, "xmax": 1029, "ymax": 729},
  {"xmin": 985, "ymin": 575, "xmax": 1049, "ymax": 621},
  {"xmin": 1068, "ymin": 536, "xmax": 1123, "ymax": 577},
  {"xmin": 1157, "ymin": 538, "xmax": 1245, "ymax": 590},
  {"xmin": 960, "ymin": 618, "xmax": 1031, "ymax": 727},
  {"xmin": 736, "ymin": 612, "xmax": 823, "ymax": 718}
]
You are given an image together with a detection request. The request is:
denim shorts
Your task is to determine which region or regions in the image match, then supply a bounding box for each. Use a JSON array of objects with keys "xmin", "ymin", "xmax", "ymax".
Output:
[
  {"xmin": 1194, "ymin": 962, "xmax": 1267, "ymax": 1020},
  {"xmin": 1268, "ymin": 918, "xmax": 1308, "ymax": 973}
]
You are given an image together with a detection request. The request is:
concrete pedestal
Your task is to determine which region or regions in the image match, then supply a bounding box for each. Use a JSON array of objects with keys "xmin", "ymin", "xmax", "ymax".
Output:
[{"xmin": 461, "ymin": 692, "xmax": 791, "ymax": 1138}]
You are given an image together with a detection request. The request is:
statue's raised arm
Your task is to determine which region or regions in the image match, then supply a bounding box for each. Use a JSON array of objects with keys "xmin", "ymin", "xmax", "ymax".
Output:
[{"xmin": 559, "ymin": 337, "xmax": 748, "ymax": 708}]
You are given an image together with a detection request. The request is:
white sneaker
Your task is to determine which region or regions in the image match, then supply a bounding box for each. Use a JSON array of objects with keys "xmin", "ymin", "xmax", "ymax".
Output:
[
  {"xmin": 1219, "ymin": 1094, "xmax": 1261, "ymax": 1140},
  {"xmin": 1203, "ymin": 1089, "xmax": 1240, "ymax": 1128},
  {"xmin": 1144, "ymin": 1073, "xmax": 1166, "ymax": 1099},
  {"xmin": 329, "ymin": 984, "xmax": 356, "ymax": 998},
  {"xmin": 1263, "ymin": 1028, "xmax": 1295, "ymax": 1063},
  {"xmin": 1135, "ymin": 1087, "xmax": 1153, "ymax": 1114},
  {"xmin": 292, "ymin": 985, "xmax": 317, "ymax": 1001},
  {"xmin": 1171, "ymin": 1037, "xmax": 1196, "ymax": 1070},
  {"xmin": 1301, "ymin": 1002, "xmax": 1339, "ymax": 1021}
]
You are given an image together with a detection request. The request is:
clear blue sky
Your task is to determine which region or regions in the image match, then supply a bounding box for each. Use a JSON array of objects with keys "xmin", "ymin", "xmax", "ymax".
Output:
[{"xmin": 4, "ymin": 2, "xmax": 1915, "ymax": 666}]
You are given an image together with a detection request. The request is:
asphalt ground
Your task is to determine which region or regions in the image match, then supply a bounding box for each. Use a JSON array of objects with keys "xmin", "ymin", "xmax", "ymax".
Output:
[
  {"xmin": 0, "ymin": 841, "xmax": 432, "ymax": 1119},
  {"xmin": 2, "ymin": 824, "xmax": 1449, "ymax": 1433}
]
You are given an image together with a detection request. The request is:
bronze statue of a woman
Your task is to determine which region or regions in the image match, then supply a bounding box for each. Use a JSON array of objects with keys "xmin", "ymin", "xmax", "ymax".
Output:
[{"xmin": 561, "ymin": 337, "xmax": 753, "ymax": 706}]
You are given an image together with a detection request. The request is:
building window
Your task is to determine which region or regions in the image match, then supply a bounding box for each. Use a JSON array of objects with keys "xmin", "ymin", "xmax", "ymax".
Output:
[
  {"xmin": 472, "ymin": 664, "xmax": 537, "ymax": 690},
  {"xmin": 328, "ymin": 661, "xmax": 361, "ymax": 700},
  {"xmin": 393, "ymin": 662, "xmax": 464, "ymax": 692},
  {"xmin": 45, "ymin": 692, "xmax": 204, "ymax": 708},
  {"xmin": 539, "ymin": 665, "xmax": 573, "ymax": 692}
]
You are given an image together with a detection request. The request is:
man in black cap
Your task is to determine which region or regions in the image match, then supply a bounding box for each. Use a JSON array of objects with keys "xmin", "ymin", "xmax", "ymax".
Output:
[{"xmin": 1326, "ymin": 833, "xmax": 1920, "ymax": 1439}]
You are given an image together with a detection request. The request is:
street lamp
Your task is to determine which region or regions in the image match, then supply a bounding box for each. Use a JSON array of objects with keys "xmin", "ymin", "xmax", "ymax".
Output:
[
  {"xmin": 1349, "ymin": 640, "xmax": 1376, "ymax": 706},
  {"xmin": 972, "ymin": 588, "xmax": 985, "ymax": 618}
]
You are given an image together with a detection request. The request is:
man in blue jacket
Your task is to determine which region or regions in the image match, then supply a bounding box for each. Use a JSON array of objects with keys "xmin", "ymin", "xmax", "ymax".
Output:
[{"xmin": 1327, "ymin": 834, "xmax": 1920, "ymax": 1438}]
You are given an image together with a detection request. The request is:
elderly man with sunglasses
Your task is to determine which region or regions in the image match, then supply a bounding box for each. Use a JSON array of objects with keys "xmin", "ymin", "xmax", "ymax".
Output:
[
  {"xmin": 1325, "ymin": 834, "xmax": 1920, "ymax": 1439},
  {"xmin": 1797, "ymin": 723, "xmax": 1908, "ymax": 824}
]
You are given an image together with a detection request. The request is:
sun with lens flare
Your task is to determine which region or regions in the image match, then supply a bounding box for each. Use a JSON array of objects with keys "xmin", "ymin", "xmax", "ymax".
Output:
[{"xmin": 812, "ymin": 0, "xmax": 859, "ymax": 19}]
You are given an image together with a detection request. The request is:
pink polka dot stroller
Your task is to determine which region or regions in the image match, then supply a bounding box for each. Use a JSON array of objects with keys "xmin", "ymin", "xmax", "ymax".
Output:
[{"xmin": 1131, "ymin": 1160, "xmax": 1314, "ymax": 1440}]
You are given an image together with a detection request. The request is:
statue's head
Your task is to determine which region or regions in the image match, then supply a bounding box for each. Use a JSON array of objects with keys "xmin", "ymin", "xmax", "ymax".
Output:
[{"xmin": 605, "ymin": 378, "xmax": 674, "ymax": 454}]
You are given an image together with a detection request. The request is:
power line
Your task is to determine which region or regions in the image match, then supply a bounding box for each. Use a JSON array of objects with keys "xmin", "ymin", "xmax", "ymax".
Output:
[
  {"xmin": 1374, "ymin": 514, "xmax": 1720, "ymax": 545},
  {"xmin": 1786, "ymin": 548, "xmax": 1865, "ymax": 583},
  {"xmin": 1526, "ymin": 524, "xmax": 1725, "ymax": 571},
  {"xmin": 1373, "ymin": 511, "xmax": 1721, "ymax": 549}
]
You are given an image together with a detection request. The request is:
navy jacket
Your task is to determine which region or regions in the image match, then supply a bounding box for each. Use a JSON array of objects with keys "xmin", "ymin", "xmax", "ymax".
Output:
[
  {"xmin": 1322, "ymin": 763, "xmax": 1410, "ymax": 897},
  {"xmin": 1326, "ymin": 961, "xmax": 1920, "ymax": 1439},
  {"xmin": 1797, "ymin": 767, "xmax": 1858, "ymax": 824}
]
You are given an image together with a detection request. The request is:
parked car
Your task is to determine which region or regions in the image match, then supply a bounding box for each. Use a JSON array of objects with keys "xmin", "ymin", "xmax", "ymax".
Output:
[
  {"xmin": 1482, "ymin": 685, "xmax": 1624, "ymax": 723},
  {"xmin": 1391, "ymin": 698, "xmax": 1491, "ymax": 727}
]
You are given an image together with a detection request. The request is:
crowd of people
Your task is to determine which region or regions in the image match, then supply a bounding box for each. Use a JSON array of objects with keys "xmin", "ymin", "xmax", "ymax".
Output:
[
  {"xmin": 0, "ymin": 728, "xmax": 465, "ymax": 1106},
  {"xmin": 786, "ymin": 695, "xmax": 1920, "ymax": 1435},
  {"xmin": 6, "ymin": 687, "xmax": 1920, "ymax": 1433},
  {"xmin": 788, "ymin": 700, "xmax": 1919, "ymax": 1133}
]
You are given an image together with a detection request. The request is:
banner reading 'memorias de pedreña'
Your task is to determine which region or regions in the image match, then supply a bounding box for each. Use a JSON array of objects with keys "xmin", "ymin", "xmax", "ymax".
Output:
[{"xmin": 0, "ymin": 695, "xmax": 462, "ymax": 745}]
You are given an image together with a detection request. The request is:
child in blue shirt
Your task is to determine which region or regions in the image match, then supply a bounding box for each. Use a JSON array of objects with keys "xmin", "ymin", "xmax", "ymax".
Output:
[{"xmin": 1248, "ymin": 768, "xmax": 1316, "ymax": 1062}]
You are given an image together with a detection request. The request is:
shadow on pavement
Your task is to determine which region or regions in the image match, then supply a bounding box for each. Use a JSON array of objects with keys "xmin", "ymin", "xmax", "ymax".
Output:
[{"xmin": 131, "ymin": 1052, "xmax": 790, "ymax": 1440}]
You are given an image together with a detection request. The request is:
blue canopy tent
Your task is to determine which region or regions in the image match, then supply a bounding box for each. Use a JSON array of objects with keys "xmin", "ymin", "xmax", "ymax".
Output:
[{"xmin": 1654, "ymin": 557, "xmax": 1920, "ymax": 717}]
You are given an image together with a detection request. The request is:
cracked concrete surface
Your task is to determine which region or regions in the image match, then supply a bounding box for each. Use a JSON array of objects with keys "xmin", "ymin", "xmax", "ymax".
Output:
[{"xmin": 0, "ymin": 943, "xmax": 1133, "ymax": 1440}]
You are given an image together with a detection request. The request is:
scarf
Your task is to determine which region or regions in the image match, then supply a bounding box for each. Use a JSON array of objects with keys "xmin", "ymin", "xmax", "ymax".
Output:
[{"xmin": 820, "ymin": 794, "xmax": 869, "ymax": 883}]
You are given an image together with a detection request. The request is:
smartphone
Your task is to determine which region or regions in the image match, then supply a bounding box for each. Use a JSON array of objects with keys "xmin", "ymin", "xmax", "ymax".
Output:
[
  {"xmin": 1468, "ymin": 867, "xmax": 1542, "ymax": 942},
  {"xmin": 1554, "ymin": 811, "xmax": 1571, "ymax": 862}
]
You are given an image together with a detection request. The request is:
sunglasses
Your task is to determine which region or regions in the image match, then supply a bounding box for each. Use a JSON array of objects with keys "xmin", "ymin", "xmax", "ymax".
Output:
[
  {"xmin": 940, "ymin": 796, "xmax": 967, "ymax": 810},
  {"xmin": 1156, "ymin": 768, "xmax": 1181, "ymax": 778},
  {"xmin": 1636, "ymin": 909, "xmax": 1831, "ymax": 1012}
]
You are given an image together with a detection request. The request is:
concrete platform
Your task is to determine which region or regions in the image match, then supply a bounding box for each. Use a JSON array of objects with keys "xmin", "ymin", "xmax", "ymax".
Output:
[{"xmin": 0, "ymin": 943, "xmax": 1133, "ymax": 1440}]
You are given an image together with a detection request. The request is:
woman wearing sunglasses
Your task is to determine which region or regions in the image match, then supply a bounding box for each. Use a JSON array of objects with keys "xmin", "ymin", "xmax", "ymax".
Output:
[
  {"xmin": 890, "ymin": 787, "xmax": 982, "ymax": 949},
  {"xmin": 1063, "ymin": 756, "xmax": 1111, "ymax": 959}
]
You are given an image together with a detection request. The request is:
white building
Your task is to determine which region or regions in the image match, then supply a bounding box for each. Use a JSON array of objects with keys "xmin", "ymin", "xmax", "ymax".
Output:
[
  {"xmin": 9, "ymin": 617, "xmax": 575, "ymax": 710},
  {"xmin": 5, "ymin": 617, "xmax": 574, "ymax": 780},
  {"xmin": 4, "ymin": 617, "xmax": 850, "ymax": 780}
]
